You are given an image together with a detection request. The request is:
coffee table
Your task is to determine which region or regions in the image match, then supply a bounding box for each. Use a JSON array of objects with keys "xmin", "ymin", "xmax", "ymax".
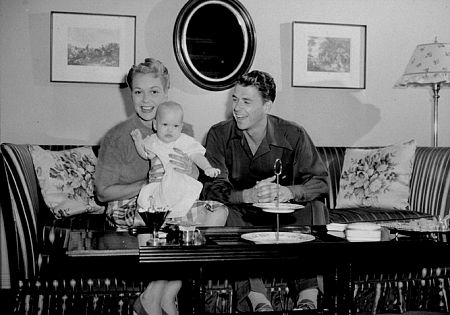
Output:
[{"xmin": 63, "ymin": 225, "xmax": 450, "ymax": 315}]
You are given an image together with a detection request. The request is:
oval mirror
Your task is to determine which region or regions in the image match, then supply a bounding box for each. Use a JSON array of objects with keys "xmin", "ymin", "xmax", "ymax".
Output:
[{"xmin": 173, "ymin": 0, "xmax": 256, "ymax": 91}]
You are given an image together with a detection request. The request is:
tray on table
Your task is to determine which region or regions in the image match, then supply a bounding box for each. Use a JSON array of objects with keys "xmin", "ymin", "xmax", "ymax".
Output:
[{"xmin": 381, "ymin": 220, "xmax": 450, "ymax": 241}]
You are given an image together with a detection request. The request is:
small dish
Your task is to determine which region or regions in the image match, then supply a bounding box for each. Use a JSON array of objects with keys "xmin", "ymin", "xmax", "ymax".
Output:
[
  {"xmin": 381, "ymin": 220, "xmax": 450, "ymax": 233},
  {"xmin": 241, "ymin": 231, "xmax": 315, "ymax": 244},
  {"xmin": 385, "ymin": 226, "xmax": 450, "ymax": 234},
  {"xmin": 253, "ymin": 203, "xmax": 304, "ymax": 213}
]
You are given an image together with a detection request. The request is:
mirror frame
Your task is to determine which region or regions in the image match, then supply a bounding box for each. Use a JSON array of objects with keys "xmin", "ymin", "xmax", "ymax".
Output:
[{"xmin": 173, "ymin": 0, "xmax": 256, "ymax": 91}]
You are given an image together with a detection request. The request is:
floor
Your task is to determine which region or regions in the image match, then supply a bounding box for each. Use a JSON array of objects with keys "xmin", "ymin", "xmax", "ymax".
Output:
[{"xmin": 1, "ymin": 289, "xmax": 14, "ymax": 313}]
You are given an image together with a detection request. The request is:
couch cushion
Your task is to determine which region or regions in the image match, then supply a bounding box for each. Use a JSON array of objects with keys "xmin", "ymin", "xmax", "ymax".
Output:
[
  {"xmin": 329, "ymin": 207, "xmax": 433, "ymax": 224},
  {"xmin": 335, "ymin": 140, "xmax": 416, "ymax": 210},
  {"xmin": 29, "ymin": 145, "xmax": 105, "ymax": 218}
]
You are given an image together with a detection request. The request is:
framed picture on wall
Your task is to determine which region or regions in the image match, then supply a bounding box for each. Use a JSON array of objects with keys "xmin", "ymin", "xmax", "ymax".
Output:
[
  {"xmin": 292, "ymin": 21, "xmax": 366, "ymax": 89},
  {"xmin": 51, "ymin": 12, "xmax": 136, "ymax": 84}
]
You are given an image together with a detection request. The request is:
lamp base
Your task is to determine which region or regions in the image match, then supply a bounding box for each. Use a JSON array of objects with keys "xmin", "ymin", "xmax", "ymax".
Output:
[{"xmin": 432, "ymin": 83, "xmax": 440, "ymax": 147}]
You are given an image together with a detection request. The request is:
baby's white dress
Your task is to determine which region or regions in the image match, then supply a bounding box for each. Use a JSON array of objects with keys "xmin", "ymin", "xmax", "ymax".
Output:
[{"xmin": 136, "ymin": 133, "xmax": 205, "ymax": 219}]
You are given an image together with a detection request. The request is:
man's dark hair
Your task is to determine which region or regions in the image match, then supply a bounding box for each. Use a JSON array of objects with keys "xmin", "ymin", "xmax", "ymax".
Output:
[{"xmin": 236, "ymin": 70, "xmax": 276, "ymax": 102}]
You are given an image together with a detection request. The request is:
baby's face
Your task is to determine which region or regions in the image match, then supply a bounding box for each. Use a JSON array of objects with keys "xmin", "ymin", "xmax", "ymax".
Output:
[{"xmin": 154, "ymin": 109, "xmax": 183, "ymax": 143}]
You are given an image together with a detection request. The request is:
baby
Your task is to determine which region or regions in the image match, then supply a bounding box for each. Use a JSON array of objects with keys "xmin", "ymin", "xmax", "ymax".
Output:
[
  {"xmin": 131, "ymin": 101, "xmax": 221, "ymax": 315},
  {"xmin": 131, "ymin": 100, "xmax": 220, "ymax": 219}
]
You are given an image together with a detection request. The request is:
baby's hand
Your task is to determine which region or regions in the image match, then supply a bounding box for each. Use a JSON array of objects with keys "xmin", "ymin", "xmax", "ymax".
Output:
[
  {"xmin": 130, "ymin": 129, "xmax": 142, "ymax": 142},
  {"xmin": 204, "ymin": 167, "xmax": 221, "ymax": 178}
]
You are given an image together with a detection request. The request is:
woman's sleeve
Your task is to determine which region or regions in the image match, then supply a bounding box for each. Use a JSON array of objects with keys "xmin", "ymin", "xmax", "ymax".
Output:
[{"xmin": 95, "ymin": 134, "xmax": 122, "ymax": 190}]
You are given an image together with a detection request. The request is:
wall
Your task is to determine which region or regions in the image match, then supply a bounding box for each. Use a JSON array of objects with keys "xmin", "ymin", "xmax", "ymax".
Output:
[{"xmin": 1, "ymin": 0, "xmax": 450, "ymax": 147}]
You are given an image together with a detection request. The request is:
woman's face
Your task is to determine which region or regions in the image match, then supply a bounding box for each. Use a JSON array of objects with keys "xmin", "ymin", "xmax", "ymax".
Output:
[{"xmin": 131, "ymin": 73, "xmax": 168, "ymax": 125}]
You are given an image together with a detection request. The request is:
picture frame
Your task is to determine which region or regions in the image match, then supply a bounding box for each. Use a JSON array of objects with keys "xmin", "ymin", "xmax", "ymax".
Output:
[
  {"xmin": 292, "ymin": 21, "xmax": 366, "ymax": 89},
  {"xmin": 51, "ymin": 12, "xmax": 136, "ymax": 84}
]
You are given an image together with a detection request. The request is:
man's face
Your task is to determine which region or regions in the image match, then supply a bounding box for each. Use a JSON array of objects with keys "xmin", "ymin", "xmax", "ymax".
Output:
[
  {"xmin": 131, "ymin": 73, "xmax": 168, "ymax": 123},
  {"xmin": 232, "ymin": 84, "xmax": 271, "ymax": 131}
]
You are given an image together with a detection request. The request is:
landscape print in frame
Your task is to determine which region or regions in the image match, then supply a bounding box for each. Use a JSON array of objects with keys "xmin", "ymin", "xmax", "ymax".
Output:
[
  {"xmin": 292, "ymin": 21, "xmax": 366, "ymax": 89},
  {"xmin": 51, "ymin": 12, "xmax": 136, "ymax": 84}
]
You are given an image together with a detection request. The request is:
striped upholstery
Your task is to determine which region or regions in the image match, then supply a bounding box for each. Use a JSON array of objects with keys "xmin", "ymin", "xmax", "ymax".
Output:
[
  {"xmin": 316, "ymin": 147, "xmax": 346, "ymax": 210},
  {"xmin": 0, "ymin": 143, "xmax": 110, "ymax": 285},
  {"xmin": 1, "ymin": 143, "xmax": 42, "ymax": 281},
  {"xmin": 410, "ymin": 147, "xmax": 450, "ymax": 218},
  {"xmin": 328, "ymin": 207, "xmax": 433, "ymax": 223},
  {"xmin": 317, "ymin": 146, "xmax": 450, "ymax": 223},
  {"xmin": 1, "ymin": 143, "xmax": 450, "ymax": 298}
]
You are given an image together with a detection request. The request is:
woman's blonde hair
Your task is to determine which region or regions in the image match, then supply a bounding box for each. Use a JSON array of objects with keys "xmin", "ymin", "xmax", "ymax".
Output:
[{"xmin": 126, "ymin": 58, "xmax": 170, "ymax": 92}]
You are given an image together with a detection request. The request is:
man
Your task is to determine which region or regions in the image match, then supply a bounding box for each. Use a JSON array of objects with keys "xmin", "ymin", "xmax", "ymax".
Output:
[{"xmin": 202, "ymin": 70, "xmax": 329, "ymax": 311}]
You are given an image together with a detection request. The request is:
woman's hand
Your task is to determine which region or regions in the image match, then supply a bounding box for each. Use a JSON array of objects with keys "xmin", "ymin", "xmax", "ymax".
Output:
[
  {"xmin": 169, "ymin": 147, "xmax": 196, "ymax": 176},
  {"xmin": 244, "ymin": 176, "xmax": 294, "ymax": 203},
  {"xmin": 148, "ymin": 156, "xmax": 164, "ymax": 183}
]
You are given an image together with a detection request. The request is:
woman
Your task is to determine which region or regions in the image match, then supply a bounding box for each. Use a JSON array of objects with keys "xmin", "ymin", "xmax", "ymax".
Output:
[{"xmin": 95, "ymin": 58, "xmax": 227, "ymax": 315}]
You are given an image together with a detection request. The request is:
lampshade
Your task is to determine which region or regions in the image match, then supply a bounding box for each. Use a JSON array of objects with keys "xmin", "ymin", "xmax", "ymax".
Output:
[
  {"xmin": 395, "ymin": 39, "xmax": 450, "ymax": 147},
  {"xmin": 395, "ymin": 40, "xmax": 450, "ymax": 87}
]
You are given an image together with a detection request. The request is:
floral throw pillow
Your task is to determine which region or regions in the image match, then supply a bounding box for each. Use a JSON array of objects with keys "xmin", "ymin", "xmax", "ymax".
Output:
[
  {"xmin": 335, "ymin": 140, "xmax": 416, "ymax": 210},
  {"xmin": 29, "ymin": 145, "xmax": 105, "ymax": 218}
]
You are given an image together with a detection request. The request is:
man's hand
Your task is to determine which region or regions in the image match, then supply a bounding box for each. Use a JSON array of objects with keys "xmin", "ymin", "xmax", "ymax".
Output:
[{"xmin": 244, "ymin": 176, "xmax": 294, "ymax": 203}]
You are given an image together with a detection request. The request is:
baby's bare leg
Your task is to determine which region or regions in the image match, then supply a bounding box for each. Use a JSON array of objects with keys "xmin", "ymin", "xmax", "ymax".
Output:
[{"xmin": 161, "ymin": 280, "xmax": 182, "ymax": 315}]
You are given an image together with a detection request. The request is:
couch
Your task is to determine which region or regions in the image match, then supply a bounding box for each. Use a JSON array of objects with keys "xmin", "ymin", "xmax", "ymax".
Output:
[
  {"xmin": 1, "ymin": 142, "xmax": 450, "ymax": 314},
  {"xmin": 320, "ymin": 146, "xmax": 450, "ymax": 224},
  {"xmin": 319, "ymin": 146, "xmax": 450, "ymax": 314}
]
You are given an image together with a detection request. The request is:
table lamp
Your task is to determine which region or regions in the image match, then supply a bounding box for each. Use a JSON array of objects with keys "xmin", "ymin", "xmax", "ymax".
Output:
[{"xmin": 395, "ymin": 38, "xmax": 450, "ymax": 147}]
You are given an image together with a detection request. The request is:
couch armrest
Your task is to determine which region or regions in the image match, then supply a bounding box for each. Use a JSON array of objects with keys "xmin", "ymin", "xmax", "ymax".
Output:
[
  {"xmin": 1, "ymin": 143, "xmax": 42, "ymax": 282},
  {"xmin": 410, "ymin": 147, "xmax": 450, "ymax": 218},
  {"xmin": 0, "ymin": 143, "xmax": 106, "ymax": 284}
]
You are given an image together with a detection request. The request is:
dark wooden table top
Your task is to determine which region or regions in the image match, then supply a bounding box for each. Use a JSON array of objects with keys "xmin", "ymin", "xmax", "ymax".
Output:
[{"xmin": 65, "ymin": 225, "xmax": 450, "ymax": 271}]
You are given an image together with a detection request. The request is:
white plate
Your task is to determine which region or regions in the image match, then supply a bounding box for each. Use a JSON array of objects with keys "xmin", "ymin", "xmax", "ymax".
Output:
[
  {"xmin": 241, "ymin": 232, "xmax": 315, "ymax": 244},
  {"xmin": 253, "ymin": 203, "xmax": 304, "ymax": 214}
]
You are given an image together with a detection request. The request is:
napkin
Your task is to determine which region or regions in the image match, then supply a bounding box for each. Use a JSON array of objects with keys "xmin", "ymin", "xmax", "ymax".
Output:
[
  {"xmin": 326, "ymin": 223, "xmax": 348, "ymax": 232},
  {"xmin": 345, "ymin": 222, "xmax": 382, "ymax": 242}
]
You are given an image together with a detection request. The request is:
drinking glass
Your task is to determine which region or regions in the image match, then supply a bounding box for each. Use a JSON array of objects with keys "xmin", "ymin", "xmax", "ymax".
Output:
[{"xmin": 138, "ymin": 207, "xmax": 171, "ymax": 244}]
